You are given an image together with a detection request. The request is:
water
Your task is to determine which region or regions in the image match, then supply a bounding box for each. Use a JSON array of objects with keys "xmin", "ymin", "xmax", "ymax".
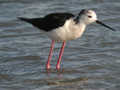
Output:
[{"xmin": 0, "ymin": 0, "xmax": 120, "ymax": 90}]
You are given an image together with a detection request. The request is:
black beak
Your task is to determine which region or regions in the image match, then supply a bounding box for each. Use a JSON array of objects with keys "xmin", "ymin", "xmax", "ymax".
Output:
[{"xmin": 96, "ymin": 20, "xmax": 116, "ymax": 31}]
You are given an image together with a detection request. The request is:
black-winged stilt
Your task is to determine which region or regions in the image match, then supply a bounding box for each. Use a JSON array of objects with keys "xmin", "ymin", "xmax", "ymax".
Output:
[{"xmin": 19, "ymin": 9, "xmax": 116, "ymax": 70}]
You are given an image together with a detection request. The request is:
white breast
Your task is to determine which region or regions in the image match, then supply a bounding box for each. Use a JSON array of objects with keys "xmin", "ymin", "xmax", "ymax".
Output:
[{"xmin": 46, "ymin": 19, "xmax": 86, "ymax": 41}]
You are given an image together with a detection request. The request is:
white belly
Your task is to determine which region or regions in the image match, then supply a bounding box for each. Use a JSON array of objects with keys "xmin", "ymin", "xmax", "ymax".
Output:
[{"xmin": 46, "ymin": 19, "xmax": 86, "ymax": 41}]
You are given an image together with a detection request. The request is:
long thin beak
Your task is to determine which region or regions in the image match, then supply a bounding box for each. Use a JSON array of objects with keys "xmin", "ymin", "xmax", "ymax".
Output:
[{"xmin": 96, "ymin": 20, "xmax": 116, "ymax": 31}]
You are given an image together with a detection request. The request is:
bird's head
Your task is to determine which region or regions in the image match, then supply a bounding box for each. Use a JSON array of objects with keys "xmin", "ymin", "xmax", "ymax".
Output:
[
  {"xmin": 79, "ymin": 9, "xmax": 97, "ymax": 24},
  {"xmin": 75, "ymin": 9, "xmax": 116, "ymax": 31}
]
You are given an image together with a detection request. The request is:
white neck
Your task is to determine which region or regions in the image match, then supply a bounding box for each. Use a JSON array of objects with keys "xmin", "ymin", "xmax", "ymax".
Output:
[{"xmin": 64, "ymin": 19, "xmax": 87, "ymax": 40}]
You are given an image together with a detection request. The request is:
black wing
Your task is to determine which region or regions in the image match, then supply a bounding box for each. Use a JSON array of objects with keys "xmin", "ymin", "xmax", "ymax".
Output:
[{"xmin": 18, "ymin": 12, "xmax": 74, "ymax": 32}]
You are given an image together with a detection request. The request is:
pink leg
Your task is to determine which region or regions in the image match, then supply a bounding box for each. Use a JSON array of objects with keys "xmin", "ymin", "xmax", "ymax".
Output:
[
  {"xmin": 46, "ymin": 40, "xmax": 55, "ymax": 70},
  {"xmin": 56, "ymin": 41, "xmax": 66, "ymax": 70}
]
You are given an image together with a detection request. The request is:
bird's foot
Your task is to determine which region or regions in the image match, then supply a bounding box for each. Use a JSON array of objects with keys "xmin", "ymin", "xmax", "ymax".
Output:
[
  {"xmin": 46, "ymin": 64, "xmax": 51, "ymax": 70},
  {"xmin": 56, "ymin": 64, "xmax": 61, "ymax": 71}
]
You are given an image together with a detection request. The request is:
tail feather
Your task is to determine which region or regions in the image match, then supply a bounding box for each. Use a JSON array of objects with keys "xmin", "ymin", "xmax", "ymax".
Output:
[
  {"xmin": 18, "ymin": 17, "xmax": 44, "ymax": 30},
  {"xmin": 18, "ymin": 17, "xmax": 31, "ymax": 23}
]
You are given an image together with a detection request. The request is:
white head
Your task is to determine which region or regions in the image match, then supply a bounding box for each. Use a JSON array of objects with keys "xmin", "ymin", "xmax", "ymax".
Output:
[
  {"xmin": 79, "ymin": 9, "xmax": 97, "ymax": 25},
  {"xmin": 75, "ymin": 9, "xmax": 115, "ymax": 31}
]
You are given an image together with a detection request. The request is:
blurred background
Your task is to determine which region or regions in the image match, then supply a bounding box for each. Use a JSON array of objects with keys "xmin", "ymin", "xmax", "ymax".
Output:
[{"xmin": 0, "ymin": 0, "xmax": 120, "ymax": 90}]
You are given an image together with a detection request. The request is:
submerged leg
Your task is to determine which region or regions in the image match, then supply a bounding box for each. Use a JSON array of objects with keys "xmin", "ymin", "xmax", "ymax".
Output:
[
  {"xmin": 46, "ymin": 40, "xmax": 55, "ymax": 70},
  {"xmin": 56, "ymin": 41, "xmax": 66, "ymax": 70}
]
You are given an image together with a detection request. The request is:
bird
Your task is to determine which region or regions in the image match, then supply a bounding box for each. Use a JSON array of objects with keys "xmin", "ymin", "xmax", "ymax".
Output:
[{"xmin": 18, "ymin": 9, "xmax": 116, "ymax": 70}]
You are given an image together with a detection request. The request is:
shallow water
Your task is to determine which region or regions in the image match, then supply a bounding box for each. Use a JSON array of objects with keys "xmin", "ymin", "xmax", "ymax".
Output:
[{"xmin": 0, "ymin": 0, "xmax": 120, "ymax": 90}]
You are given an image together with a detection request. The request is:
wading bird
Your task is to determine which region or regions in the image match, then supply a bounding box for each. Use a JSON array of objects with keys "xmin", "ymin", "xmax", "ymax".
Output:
[{"xmin": 19, "ymin": 9, "xmax": 115, "ymax": 70}]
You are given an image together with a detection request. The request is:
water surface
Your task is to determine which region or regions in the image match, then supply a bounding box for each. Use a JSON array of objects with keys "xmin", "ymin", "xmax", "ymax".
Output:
[{"xmin": 0, "ymin": 0, "xmax": 120, "ymax": 90}]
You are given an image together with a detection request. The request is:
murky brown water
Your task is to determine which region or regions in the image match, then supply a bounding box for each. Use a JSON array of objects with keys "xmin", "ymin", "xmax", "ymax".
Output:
[{"xmin": 0, "ymin": 0, "xmax": 120, "ymax": 90}]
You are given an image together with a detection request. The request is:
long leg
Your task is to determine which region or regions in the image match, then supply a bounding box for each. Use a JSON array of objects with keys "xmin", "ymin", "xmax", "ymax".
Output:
[
  {"xmin": 46, "ymin": 40, "xmax": 55, "ymax": 70},
  {"xmin": 56, "ymin": 41, "xmax": 66, "ymax": 70}
]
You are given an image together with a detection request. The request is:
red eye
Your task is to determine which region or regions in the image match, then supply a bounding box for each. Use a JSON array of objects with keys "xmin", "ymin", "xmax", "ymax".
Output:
[{"xmin": 88, "ymin": 16, "xmax": 92, "ymax": 18}]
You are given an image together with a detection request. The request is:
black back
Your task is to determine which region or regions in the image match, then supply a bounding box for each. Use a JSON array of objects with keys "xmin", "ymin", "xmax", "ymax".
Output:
[
  {"xmin": 19, "ymin": 13, "xmax": 74, "ymax": 32},
  {"xmin": 74, "ymin": 9, "xmax": 85, "ymax": 24}
]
